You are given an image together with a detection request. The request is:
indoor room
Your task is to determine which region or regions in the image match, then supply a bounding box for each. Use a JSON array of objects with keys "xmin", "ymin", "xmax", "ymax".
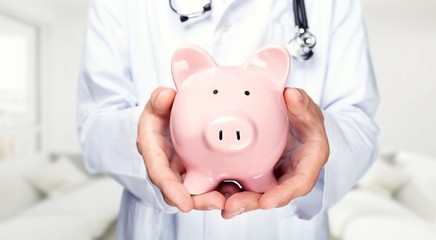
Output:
[{"xmin": 0, "ymin": 0, "xmax": 435, "ymax": 239}]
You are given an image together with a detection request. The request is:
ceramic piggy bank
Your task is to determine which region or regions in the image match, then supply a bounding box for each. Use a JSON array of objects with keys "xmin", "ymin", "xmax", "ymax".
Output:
[{"xmin": 170, "ymin": 45, "xmax": 290, "ymax": 195}]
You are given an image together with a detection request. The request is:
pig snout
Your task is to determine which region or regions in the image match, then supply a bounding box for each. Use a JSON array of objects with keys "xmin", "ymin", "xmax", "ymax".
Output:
[{"xmin": 204, "ymin": 115, "xmax": 256, "ymax": 153}]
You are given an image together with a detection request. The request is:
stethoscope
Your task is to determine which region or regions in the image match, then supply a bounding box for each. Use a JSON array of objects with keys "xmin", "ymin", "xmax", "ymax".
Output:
[{"xmin": 169, "ymin": 0, "xmax": 316, "ymax": 61}]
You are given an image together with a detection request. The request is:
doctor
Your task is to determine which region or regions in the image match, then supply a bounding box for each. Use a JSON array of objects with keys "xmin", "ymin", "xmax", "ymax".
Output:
[{"xmin": 78, "ymin": 0, "xmax": 379, "ymax": 239}]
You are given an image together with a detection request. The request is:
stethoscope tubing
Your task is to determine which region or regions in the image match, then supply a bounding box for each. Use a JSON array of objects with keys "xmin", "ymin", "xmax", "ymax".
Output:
[{"xmin": 294, "ymin": 0, "xmax": 308, "ymax": 30}]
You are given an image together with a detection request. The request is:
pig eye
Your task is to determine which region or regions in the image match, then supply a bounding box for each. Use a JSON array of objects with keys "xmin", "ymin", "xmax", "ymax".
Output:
[
  {"xmin": 244, "ymin": 91, "xmax": 250, "ymax": 96},
  {"xmin": 213, "ymin": 89, "xmax": 219, "ymax": 95}
]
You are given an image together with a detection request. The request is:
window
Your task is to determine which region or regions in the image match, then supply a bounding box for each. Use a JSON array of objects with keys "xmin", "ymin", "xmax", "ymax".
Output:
[{"xmin": 0, "ymin": 13, "xmax": 39, "ymax": 160}]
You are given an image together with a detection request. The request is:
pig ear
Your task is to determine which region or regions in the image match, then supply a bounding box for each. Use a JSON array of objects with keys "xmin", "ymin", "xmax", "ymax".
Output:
[
  {"xmin": 243, "ymin": 45, "xmax": 290, "ymax": 87},
  {"xmin": 171, "ymin": 45, "xmax": 216, "ymax": 89}
]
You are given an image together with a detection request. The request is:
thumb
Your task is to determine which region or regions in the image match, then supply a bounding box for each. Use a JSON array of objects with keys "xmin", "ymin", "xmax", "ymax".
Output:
[
  {"xmin": 284, "ymin": 87, "xmax": 309, "ymax": 117},
  {"xmin": 138, "ymin": 87, "xmax": 176, "ymax": 142},
  {"xmin": 284, "ymin": 87, "xmax": 325, "ymax": 138},
  {"xmin": 147, "ymin": 87, "xmax": 176, "ymax": 117}
]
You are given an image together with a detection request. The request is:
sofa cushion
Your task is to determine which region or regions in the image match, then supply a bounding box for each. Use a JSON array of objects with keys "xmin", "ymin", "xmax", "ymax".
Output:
[
  {"xmin": 396, "ymin": 176, "xmax": 436, "ymax": 222},
  {"xmin": 342, "ymin": 215, "xmax": 436, "ymax": 240},
  {"xmin": 0, "ymin": 215, "xmax": 93, "ymax": 240},
  {"xmin": 394, "ymin": 151, "xmax": 436, "ymax": 178},
  {"xmin": 356, "ymin": 157, "xmax": 410, "ymax": 198},
  {"xmin": 393, "ymin": 151, "xmax": 436, "ymax": 221},
  {"xmin": 431, "ymin": 222, "xmax": 436, "ymax": 237},
  {"xmin": 25, "ymin": 156, "xmax": 90, "ymax": 197},
  {"xmin": 328, "ymin": 189, "xmax": 418, "ymax": 239},
  {"xmin": 0, "ymin": 159, "xmax": 43, "ymax": 221},
  {"xmin": 393, "ymin": 151, "xmax": 436, "ymax": 178},
  {"xmin": 20, "ymin": 177, "xmax": 122, "ymax": 238},
  {"xmin": 0, "ymin": 174, "xmax": 41, "ymax": 222}
]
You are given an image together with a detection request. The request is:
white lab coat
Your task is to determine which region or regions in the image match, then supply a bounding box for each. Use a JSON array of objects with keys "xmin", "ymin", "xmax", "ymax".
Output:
[{"xmin": 77, "ymin": 0, "xmax": 379, "ymax": 239}]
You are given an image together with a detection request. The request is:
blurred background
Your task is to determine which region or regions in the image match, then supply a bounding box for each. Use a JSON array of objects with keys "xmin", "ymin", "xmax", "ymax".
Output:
[{"xmin": 0, "ymin": 0, "xmax": 435, "ymax": 239}]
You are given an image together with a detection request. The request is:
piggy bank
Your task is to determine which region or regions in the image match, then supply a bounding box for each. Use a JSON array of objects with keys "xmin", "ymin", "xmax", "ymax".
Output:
[{"xmin": 170, "ymin": 45, "xmax": 290, "ymax": 195}]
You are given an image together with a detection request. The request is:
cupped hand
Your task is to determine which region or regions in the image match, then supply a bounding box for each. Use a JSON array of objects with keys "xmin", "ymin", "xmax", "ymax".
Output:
[
  {"xmin": 137, "ymin": 87, "xmax": 329, "ymax": 218},
  {"xmin": 221, "ymin": 87, "xmax": 330, "ymax": 219},
  {"xmin": 137, "ymin": 87, "xmax": 227, "ymax": 212}
]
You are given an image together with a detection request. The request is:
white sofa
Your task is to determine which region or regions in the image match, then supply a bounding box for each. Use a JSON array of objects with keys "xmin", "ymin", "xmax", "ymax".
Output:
[
  {"xmin": 329, "ymin": 149, "xmax": 436, "ymax": 240},
  {"xmin": 0, "ymin": 155, "xmax": 122, "ymax": 240}
]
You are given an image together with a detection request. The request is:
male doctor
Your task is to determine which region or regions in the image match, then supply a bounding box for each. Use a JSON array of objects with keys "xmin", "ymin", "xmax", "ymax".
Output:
[{"xmin": 77, "ymin": 0, "xmax": 379, "ymax": 239}]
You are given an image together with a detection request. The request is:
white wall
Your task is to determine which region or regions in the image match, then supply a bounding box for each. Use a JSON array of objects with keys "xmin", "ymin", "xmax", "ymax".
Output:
[
  {"xmin": 2, "ymin": 0, "xmax": 436, "ymax": 158},
  {"xmin": 44, "ymin": 8, "xmax": 88, "ymax": 154},
  {"xmin": 0, "ymin": 0, "xmax": 88, "ymax": 155},
  {"xmin": 364, "ymin": 0, "xmax": 436, "ymax": 157}
]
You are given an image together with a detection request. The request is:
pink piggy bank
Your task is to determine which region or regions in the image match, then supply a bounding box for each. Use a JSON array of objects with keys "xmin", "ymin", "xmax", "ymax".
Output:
[{"xmin": 170, "ymin": 45, "xmax": 290, "ymax": 195}]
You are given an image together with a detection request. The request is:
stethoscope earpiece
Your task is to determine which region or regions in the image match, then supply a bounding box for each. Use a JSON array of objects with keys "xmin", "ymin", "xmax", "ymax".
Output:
[
  {"xmin": 180, "ymin": 16, "xmax": 189, "ymax": 22},
  {"xmin": 170, "ymin": 0, "xmax": 212, "ymax": 23},
  {"xmin": 203, "ymin": 3, "xmax": 212, "ymax": 12}
]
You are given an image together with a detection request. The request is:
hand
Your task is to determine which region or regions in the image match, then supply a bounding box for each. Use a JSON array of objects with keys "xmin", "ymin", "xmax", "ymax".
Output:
[
  {"xmin": 221, "ymin": 88, "xmax": 330, "ymax": 219},
  {"xmin": 137, "ymin": 87, "xmax": 227, "ymax": 212}
]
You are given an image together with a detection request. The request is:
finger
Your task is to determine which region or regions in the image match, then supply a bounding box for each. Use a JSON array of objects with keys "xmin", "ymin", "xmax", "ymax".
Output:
[
  {"xmin": 192, "ymin": 191, "xmax": 226, "ymax": 211},
  {"xmin": 261, "ymin": 143, "xmax": 326, "ymax": 210},
  {"xmin": 221, "ymin": 192, "xmax": 262, "ymax": 219},
  {"xmin": 169, "ymin": 154, "xmax": 186, "ymax": 182},
  {"xmin": 143, "ymin": 147, "xmax": 193, "ymax": 212},
  {"xmin": 259, "ymin": 173, "xmax": 315, "ymax": 209},
  {"xmin": 138, "ymin": 87, "xmax": 176, "ymax": 141},
  {"xmin": 284, "ymin": 88, "xmax": 325, "ymax": 139},
  {"xmin": 291, "ymin": 141, "xmax": 329, "ymax": 173},
  {"xmin": 138, "ymin": 87, "xmax": 193, "ymax": 212},
  {"xmin": 152, "ymin": 173, "xmax": 193, "ymax": 212},
  {"xmin": 146, "ymin": 87, "xmax": 176, "ymax": 117},
  {"xmin": 163, "ymin": 195, "xmax": 176, "ymax": 207},
  {"xmin": 160, "ymin": 180, "xmax": 193, "ymax": 213},
  {"xmin": 284, "ymin": 87, "xmax": 307, "ymax": 116},
  {"xmin": 137, "ymin": 88, "xmax": 176, "ymax": 156},
  {"xmin": 141, "ymin": 142, "xmax": 191, "ymax": 211}
]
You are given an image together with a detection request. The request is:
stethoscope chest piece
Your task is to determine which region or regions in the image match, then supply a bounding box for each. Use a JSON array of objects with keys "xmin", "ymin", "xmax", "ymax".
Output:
[{"xmin": 288, "ymin": 28, "xmax": 317, "ymax": 61}]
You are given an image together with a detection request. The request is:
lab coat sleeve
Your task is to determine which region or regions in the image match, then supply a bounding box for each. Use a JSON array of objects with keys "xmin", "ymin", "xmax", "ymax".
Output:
[
  {"xmin": 292, "ymin": 0, "xmax": 379, "ymax": 219},
  {"xmin": 77, "ymin": 0, "xmax": 178, "ymax": 214}
]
